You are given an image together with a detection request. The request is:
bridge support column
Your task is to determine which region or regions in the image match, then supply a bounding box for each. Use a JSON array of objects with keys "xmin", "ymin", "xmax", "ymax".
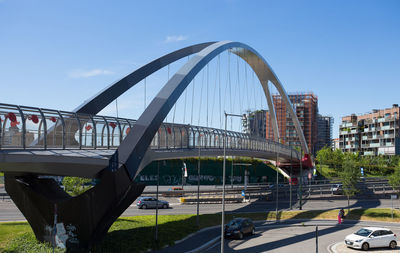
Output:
[{"xmin": 4, "ymin": 168, "xmax": 145, "ymax": 249}]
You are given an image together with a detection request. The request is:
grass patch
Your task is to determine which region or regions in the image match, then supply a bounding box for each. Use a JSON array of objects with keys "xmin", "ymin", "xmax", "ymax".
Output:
[
  {"xmin": 2, "ymin": 209, "xmax": 400, "ymax": 253},
  {"xmin": 317, "ymin": 165, "xmax": 338, "ymax": 179}
]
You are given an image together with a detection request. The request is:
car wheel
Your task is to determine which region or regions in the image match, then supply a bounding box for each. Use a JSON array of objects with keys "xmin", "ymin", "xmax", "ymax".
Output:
[
  {"xmin": 142, "ymin": 204, "xmax": 147, "ymax": 209},
  {"xmin": 251, "ymin": 228, "xmax": 255, "ymax": 235},
  {"xmin": 389, "ymin": 240, "xmax": 397, "ymax": 249},
  {"xmin": 362, "ymin": 242, "xmax": 369, "ymax": 251},
  {"xmin": 163, "ymin": 204, "xmax": 168, "ymax": 209},
  {"xmin": 238, "ymin": 232, "xmax": 243, "ymax": 240}
]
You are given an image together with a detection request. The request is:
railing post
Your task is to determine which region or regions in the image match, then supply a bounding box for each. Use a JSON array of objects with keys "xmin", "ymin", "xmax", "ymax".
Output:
[
  {"xmin": 38, "ymin": 108, "xmax": 47, "ymax": 150},
  {"xmin": 89, "ymin": 115, "xmax": 96, "ymax": 149},
  {"xmin": 74, "ymin": 113, "xmax": 82, "ymax": 149},
  {"xmin": 57, "ymin": 111, "xmax": 65, "ymax": 149},
  {"xmin": 16, "ymin": 106, "xmax": 26, "ymax": 149}
]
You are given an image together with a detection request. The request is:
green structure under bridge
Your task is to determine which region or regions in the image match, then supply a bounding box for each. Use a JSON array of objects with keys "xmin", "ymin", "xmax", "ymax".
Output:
[{"xmin": 134, "ymin": 158, "xmax": 284, "ymax": 186}]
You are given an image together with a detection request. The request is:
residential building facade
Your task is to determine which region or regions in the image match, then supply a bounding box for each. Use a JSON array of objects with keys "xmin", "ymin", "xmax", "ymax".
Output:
[
  {"xmin": 339, "ymin": 104, "xmax": 400, "ymax": 155},
  {"xmin": 265, "ymin": 92, "xmax": 318, "ymax": 154},
  {"xmin": 244, "ymin": 110, "xmax": 267, "ymax": 139},
  {"xmin": 316, "ymin": 114, "xmax": 334, "ymax": 151}
]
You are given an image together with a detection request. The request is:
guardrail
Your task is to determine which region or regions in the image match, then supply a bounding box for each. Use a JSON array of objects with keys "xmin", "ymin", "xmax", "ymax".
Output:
[{"xmin": 0, "ymin": 103, "xmax": 300, "ymax": 160}]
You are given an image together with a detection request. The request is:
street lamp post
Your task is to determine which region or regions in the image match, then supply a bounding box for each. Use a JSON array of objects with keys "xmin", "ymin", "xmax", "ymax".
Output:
[
  {"xmin": 155, "ymin": 161, "xmax": 160, "ymax": 242},
  {"xmin": 221, "ymin": 112, "xmax": 244, "ymax": 253},
  {"xmin": 290, "ymin": 148, "xmax": 293, "ymax": 210},
  {"xmin": 275, "ymin": 146, "xmax": 279, "ymax": 219},
  {"xmin": 196, "ymin": 138, "xmax": 201, "ymax": 227},
  {"xmin": 299, "ymin": 147, "xmax": 303, "ymax": 210}
]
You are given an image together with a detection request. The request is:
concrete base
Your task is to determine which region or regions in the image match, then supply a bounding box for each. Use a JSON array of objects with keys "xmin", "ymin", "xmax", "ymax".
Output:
[{"xmin": 4, "ymin": 168, "xmax": 145, "ymax": 249}]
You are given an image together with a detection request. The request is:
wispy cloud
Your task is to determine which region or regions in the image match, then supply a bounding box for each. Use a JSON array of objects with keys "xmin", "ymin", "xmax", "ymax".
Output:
[
  {"xmin": 68, "ymin": 69, "xmax": 114, "ymax": 78},
  {"xmin": 164, "ymin": 35, "xmax": 188, "ymax": 43}
]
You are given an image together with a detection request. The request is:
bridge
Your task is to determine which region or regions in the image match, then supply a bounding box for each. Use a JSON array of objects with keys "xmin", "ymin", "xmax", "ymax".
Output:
[
  {"xmin": 0, "ymin": 103, "xmax": 300, "ymax": 178},
  {"xmin": 0, "ymin": 41, "xmax": 313, "ymax": 249}
]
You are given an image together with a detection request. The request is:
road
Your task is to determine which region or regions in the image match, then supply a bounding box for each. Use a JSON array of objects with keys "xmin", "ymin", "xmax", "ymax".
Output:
[
  {"xmin": 1, "ymin": 196, "xmax": 399, "ymax": 221},
  {"xmin": 202, "ymin": 220, "xmax": 400, "ymax": 253}
]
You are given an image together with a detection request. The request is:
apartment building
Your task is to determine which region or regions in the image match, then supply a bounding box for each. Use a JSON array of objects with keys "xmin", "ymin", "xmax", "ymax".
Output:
[
  {"xmin": 339, "ymin": 104, "xmax": 400, "ymax": 155},
  {"xmin": 316, "ymin": 115, "xmax": 334, "ymax": 151},
  {"xmin": 244, "ymin": 109, "xmax": 267, "ymax": 138},
  {"xmin": 265, "ymin": 92, "xmax": 318, "ymax": 154}
]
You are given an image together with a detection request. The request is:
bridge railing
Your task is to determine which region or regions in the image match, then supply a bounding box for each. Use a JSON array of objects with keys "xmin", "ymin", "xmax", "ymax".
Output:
[{"xmin": 0, "ymin": 103, "xmax": 300, "ymax": 159}]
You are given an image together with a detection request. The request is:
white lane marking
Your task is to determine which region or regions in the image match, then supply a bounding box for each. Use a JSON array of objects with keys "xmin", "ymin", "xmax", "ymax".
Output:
[{"xmin": 327, "ymin": 242, "xmax": 337, "ymax": 253}]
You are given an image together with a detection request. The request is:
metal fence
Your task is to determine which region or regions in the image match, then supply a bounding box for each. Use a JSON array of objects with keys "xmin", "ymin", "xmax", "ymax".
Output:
[{"xmin": 0, "ymin": 103, "xmax": 300, "ymax": 159}]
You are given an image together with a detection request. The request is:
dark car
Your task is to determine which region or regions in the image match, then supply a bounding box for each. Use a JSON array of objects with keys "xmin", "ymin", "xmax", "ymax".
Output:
[
  {"xmin": 136, "ymin": 197, "xmax": 169, "ymax": 209},
  {"xmin": 224, "ymin": 218, "xmax": 255, "ymax": 239}
]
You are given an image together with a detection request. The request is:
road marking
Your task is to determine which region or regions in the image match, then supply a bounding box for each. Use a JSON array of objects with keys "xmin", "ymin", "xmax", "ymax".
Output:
[{"xmin": 327, "ymin": 242, "xmax": 336, "ymax": 253}]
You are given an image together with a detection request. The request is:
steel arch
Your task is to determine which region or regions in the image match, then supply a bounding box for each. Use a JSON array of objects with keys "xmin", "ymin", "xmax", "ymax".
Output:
[{"xmin": 113, "ymin": 41, "xmax": 308, "ymax": 180}]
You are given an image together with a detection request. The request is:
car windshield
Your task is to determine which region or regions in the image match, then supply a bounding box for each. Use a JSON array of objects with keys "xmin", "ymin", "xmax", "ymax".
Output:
[
  {"xmin": 355, "ymin": 228, "xmax": 372, "ymax": 237},
  {"xmin": 227, "ymin": 219, "xmax": 242, "ymax": 228}
]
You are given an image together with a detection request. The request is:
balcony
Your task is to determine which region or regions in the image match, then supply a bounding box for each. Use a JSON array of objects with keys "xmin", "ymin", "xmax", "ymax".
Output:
[{"xmin": 370, "ymin": 143, "xmax": 380, "ymax": 148}]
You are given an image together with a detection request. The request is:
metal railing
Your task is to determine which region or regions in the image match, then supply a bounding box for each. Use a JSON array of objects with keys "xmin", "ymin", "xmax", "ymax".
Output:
[{"xmin": 0, "ymin": 103, "xmax": 300, "ymax": 159}]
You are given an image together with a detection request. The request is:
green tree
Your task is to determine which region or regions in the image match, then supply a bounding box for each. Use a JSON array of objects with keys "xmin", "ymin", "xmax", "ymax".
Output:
[
  {"xmin": 62, "ymin": 177, "xmax": 92, "ymax": 196},
  {"xmin": 332, "ymin": 149, "xmax": 344, "ymax": 170},
  {"xmin": 388, "ymin": 161, "xmax": 400, "ymax": 195},
  {"xmin": 339, "ymin": 157, "xmax": 360, "ymax": 212}
]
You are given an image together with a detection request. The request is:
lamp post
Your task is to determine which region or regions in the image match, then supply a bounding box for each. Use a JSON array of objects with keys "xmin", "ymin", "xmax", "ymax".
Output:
[
  {"xmin": 299, "ymin": 146, "xmax": 303, "ymax": 210},
  {"xmin": 155, "ymin": 161, "xmax": 160, "ymax": 242},
  {"xmin": 196, "ymin": 135, "xmax": 201, "ymax": 228},
  {"xmin": 290, "ymin": 148, "xmax": 293, "ymax": 210},
  {"xmin": 275, "ymin": 143, "xmax": 279, "ymax": 219},
  {"xmin": 221, "ymin": 112, "xmax": 245, "ymax": 253}
]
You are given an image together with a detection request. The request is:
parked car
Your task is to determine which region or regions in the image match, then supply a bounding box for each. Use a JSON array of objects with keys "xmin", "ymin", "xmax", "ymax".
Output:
[
  {"xmin": 136, "ymin": 197, "xmax": 169, "ymax": 209},
  {"xmin": 345, "ymin": 227, "xmax": 397, "ymax": 250},
  {"xmin": 331, "ymin": 184, "xmax": 343, "ymax": 195},
  {"xmin": 224, "ymin": 218, "xmax": 255, "ymax": 239}
]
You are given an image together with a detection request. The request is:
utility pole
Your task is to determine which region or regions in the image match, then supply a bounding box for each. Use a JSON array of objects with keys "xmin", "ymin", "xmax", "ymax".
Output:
[
  {"xmin": 155, "ymin": 161, "xmax": 160, "ymax": 242},
  {"xmin": 276, "ymin": 149, "xmax": 279, "ymax": 219},
  {"xmin": 196, "ymin": 143, "xmax": 201, "ymax": 227},
  {"xmin": 290, "ymin": 148, "xmax": 293, "ymax": 210},
  {"xmin": 299, "ymin": 146, "xmax": 303, "ymax": 210}
]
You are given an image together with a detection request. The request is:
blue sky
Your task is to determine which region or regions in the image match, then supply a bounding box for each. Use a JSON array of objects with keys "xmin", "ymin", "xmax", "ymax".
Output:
[{"xmin": 1, "ymin": 0, "xmax": 399, "ymax": 138}]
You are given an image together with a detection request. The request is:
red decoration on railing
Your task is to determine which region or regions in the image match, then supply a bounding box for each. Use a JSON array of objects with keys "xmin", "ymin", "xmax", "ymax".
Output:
[
  {"xmin": 6, "ymin": 112, "xmax": 17, "ymax": 122},
  {"xmin": 126, "ymin": 127, "xmax": 130, "ymax": 135},
  {"xmin": 85, "ymin": 125, "xmax": 92, "ymax": 131},
  {"xmin": 167, "ymin": 127, "xmax": 172, "ymax": 134},
  {"xmin": 109, "ymin": 122, "xmax": 116, "ymax": 129},
  {"xmin": 50, "ymin": 117, "xmax": 57, "ymax": 123},
  {"xmin": 10, "ymin": 121, "xmax": 20, "ymax": 127},
  {"xmin": 28, "ymin": 115, "xmax": 39, "ymax": 124}
]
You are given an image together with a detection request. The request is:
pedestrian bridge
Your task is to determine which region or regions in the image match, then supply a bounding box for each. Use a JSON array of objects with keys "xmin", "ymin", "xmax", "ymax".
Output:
[
  {"xmin": 0, "ymin": 41, "xmax": 313, "ymax": 248},
  {"xmin": 0, "ymin": 103, "xmax": 300, "ymax": 178}
]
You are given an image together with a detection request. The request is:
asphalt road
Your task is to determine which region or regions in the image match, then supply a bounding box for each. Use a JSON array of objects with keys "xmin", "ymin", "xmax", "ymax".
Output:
[
  {"xmin": 202, "ymin": 220, "xmax": 400, "ymax": 253},
  {"xmin": 1, "ymin": 196, "xmax": 399, "ymax": 221}
]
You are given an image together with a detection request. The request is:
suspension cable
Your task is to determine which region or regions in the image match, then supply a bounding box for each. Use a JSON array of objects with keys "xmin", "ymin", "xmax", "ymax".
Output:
[
  {"xmin": 183, "ymin": 56, "xmax": 189, "ymax": 123},
  {"xmin": 198, "ymin": 68, "xmax": 205, "ymax": 126},
  {"xmin": 218, "ymin": 54, "xmax": 222, "ymax": 129},
  {"xmin": 191, "ymin": 76, "xmax": 195, "ymax": 125},
  {"xmin": 252, "ymin": 68, "xmax": 257, "ymax": 110},
  {"xmin": 210, "ymin": 58, "xmax": 218, "ymax": 126},
  {"xmin": 244, "ymin": 54, "xmax": 250, "ymax": 111},
  {"xmin": 206, "ymin": 63, "xmax": 209, "ymax": 128},
  {"xmin": 166, "ymin": 64, "xmax": 170, "ymax": 122}
]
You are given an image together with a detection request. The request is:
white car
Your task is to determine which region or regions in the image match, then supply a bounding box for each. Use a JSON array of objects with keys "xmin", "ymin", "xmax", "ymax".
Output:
[{"xmin": 345, "ymin": 227, "xmax": 397, "ymax": 250}]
